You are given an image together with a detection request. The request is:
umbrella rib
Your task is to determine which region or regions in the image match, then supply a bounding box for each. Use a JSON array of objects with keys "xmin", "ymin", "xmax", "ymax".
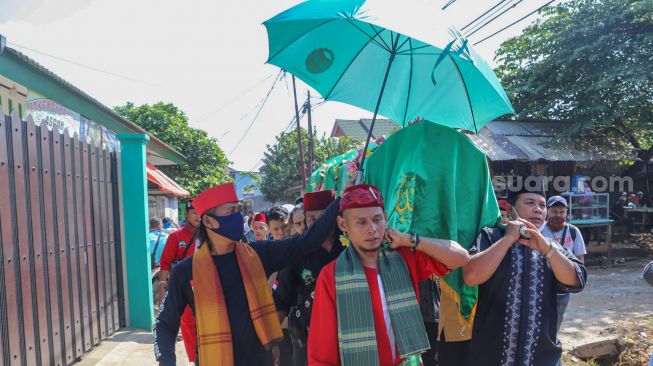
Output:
[
  {"xmin": 402, "ymin": 38, "xmax": 414, "ymax": 126},
  {"xmin": 323, "ymin": 36, "xmax": 376, "ymax": 100},
  {"xmin": 369, "ymin": 23, "xmax": 392, "ymax": 51},
  {"xmin": 395, "ymin": 36, "xmax": 411, "ymax": 54},
  {"xmin": 266, "ymin": 18, "xmax": 339, "ymax": 62},
  {"xmin": 447, "ymin": 53, "xmax": 478, "ymax": 133},
  {"xmin": 396, "ymin": 44, "xmax": 432, "ymax": 55},
  {"xmin": 344, "ymin": 18, "xmax": 390, "ymax": 51}
]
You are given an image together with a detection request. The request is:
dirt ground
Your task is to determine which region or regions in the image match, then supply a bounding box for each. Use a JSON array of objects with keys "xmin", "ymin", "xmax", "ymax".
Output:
[{"xmin": 559, "ymin": 258, "xmax": 653, "ymax": 365}]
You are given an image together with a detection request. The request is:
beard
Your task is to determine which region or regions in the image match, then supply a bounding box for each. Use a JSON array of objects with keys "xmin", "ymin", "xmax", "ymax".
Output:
[
  {"xmin": 547, "ymin": 217, "xmax": 565, "ymax": 231},
  {"xmin": 359, "ymin": 245, "xmax": 381, "ymax": 253}
]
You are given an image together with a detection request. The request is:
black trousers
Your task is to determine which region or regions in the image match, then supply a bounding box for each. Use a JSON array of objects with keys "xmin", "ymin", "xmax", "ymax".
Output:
[
  {"xmin": 436, "ymin": 330, "xmax": 470, "ymax": 366},
  {"xmin": 422, "ymin": 322, "xmax": 439, "ymax": 366},
  {"xmin": 291, "ymin": 341, "xmax": 307, "ymax": 366}
]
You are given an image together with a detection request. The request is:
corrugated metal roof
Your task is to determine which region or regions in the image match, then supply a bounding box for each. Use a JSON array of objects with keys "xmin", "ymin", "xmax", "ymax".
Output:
[
  {"xmin": 332, "ymin": 118, "xmax": 399, "ymax": 141},
  {"xmin": 464, "ymin": 120, "xmax": 630, "ymax": 162},
  {"xmin": 466, "ymin": 129, "xmax": 629, "ymax": 162},
  {"xmin": 485, "ymin": 120, "xmax": 575, "ymax": 137},
  {"xmin": 466, "ymin": 129, "xmax": 530, "ymax": 161},
  {"xmin": 507, "ymin": 136, "xmax": 629, "ymax": 162}
]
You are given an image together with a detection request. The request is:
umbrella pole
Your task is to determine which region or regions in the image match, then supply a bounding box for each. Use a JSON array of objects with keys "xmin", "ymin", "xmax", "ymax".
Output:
[{"xmin": 355, "ymin": 50, "xmax": 397, "ymax": 184}]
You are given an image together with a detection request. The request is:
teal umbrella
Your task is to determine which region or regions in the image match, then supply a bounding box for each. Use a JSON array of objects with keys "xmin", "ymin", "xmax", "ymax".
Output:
[{"xmin": 264, "ymin": 0, "xmax": 514, "ymax": 180}]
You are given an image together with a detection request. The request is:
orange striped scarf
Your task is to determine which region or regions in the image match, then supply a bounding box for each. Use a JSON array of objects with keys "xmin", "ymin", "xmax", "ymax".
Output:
[{"xmin": 192, "ymin": 241, "xmax": 283, "ymax": 365}]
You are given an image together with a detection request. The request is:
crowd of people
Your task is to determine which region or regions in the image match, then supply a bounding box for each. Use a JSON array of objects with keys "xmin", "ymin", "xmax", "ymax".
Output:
[{"xmin": 143, "ymin": 176, "xmax": 598, "ymax": 366}]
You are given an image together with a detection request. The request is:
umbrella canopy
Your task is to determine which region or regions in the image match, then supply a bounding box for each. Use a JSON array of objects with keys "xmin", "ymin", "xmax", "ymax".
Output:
[{"xmin": 264, "ymin": 0, "xmax": 514, "ymax": 133}]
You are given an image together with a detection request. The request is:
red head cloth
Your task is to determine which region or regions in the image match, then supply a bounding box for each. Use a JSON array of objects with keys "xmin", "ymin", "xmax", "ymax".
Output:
[
  {"xmin": 340, "ymin": 184, "xmax": 385, "ymax": 213},
  {"xmin": 253, "ymin": 212, "xmax": 267, "ymax": 224},
  {"xmin": 193, "ymin": 182, "xmax": 239, "ymax": 217},
  {"xmin": 303, "ymin": 190, "xmax": 335, "ymax": 212},
  {"xmin": 497, "ymin": 199, "xmax": 510, "ymax": 210}
]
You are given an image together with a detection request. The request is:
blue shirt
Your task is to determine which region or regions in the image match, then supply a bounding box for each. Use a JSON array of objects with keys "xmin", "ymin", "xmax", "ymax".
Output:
[{"xmin": 149, "ymin": 229, "xmax": 169, "ymax": 266}]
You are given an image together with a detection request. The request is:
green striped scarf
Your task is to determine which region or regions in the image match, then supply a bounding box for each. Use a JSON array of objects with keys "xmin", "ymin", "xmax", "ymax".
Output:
[{"xmin": 335, "ymin": 245, "xmax": 429, "ymax": 366}]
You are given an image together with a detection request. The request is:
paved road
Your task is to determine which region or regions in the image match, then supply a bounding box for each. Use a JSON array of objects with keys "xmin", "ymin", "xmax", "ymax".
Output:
[{"xmin": 75, "ymin": 329, "xmax": 192, "ymax": 366}]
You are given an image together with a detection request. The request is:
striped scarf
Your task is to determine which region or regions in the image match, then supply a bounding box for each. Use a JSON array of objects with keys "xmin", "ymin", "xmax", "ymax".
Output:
[
  {"xmin": 192, "ymin": 241, "xmax": 283, "ymax": 365},
  {"xmin": 335, "ymin": 245, "xmax": 429, "ymax": 366}
]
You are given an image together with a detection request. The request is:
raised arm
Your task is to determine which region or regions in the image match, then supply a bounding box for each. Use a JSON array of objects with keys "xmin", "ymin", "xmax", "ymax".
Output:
[
  {"xmin": 462, "ymin": 224, "xmax": 519, "ymax": 286},
  {"xmin": 253, "ymin": 197, "xmax": 341, "ymax": 275},
  {"xmin": 521, "ymin": 219, "xmax": 584, "ymax": 289},
  {"xmin": 385, "ymin": 227, "xmax": 470, "ymax": 270}
]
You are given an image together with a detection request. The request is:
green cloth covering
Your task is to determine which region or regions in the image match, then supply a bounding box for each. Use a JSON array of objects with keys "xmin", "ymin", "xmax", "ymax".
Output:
[
  {"xmin": 363, "ymin": 121, "xmax": 500, "ymax": 340},
  {"xmin": 307, "ymin": 141, "xmax": 380, "ymax": 195},
  {"xmin": 335, "ymin": 245, "xmax": 429, "ymax": 365}
]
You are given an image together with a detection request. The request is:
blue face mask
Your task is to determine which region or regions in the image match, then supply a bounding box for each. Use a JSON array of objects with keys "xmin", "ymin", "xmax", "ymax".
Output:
[{"xmin": 206, "ymin": 212, "xmax": 244, "ymax": 241}]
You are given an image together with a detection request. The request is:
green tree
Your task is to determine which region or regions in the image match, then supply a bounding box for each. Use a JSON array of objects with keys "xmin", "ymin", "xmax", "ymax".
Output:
[
  {"xmin": 494, "ymin": 0, "xmax": 653, "ymax": 175},
  {"xmin": 114, "ymin": 102, "xmax": 231, "ymax": 195},
  {"xmin": 260, "ymin": 128, "xmax": 355, "ymax": 202}
]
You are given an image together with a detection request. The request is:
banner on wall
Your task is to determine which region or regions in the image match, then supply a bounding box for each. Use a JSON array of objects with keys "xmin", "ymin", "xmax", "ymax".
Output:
[
  {"xmin": 26, "ymin": 90, "xmax": 80, "ymax": 133},
  {"xmin": 26, "ymin": 90, "xmax": 119, "ymax": 151}
]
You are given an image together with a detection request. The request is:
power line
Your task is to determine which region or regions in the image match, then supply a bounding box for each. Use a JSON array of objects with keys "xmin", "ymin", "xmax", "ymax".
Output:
[
  {"xmin": 255, "ymin": 98, "xmax": 328, "ymax": 173},
  {"xmin": 465, "ymin": 0, "xmax": 526, "ymax": 38},
  {"xmin": 474, "ymin": 0, "xmax": 556, "ymax": 45},
  {"xmin": 247, "ymin": 159, "xmax": 264, "ymax": 173},
  {"xmin": 442, "ymin": 0, "xmax": 457, "ymax": 10},
  {"xmin": 228, "ymin": 70, "xmax": 284, "ymax": 157},
  {"xmin": 194, "ymin": 73, "xmax": 276, "ymax": 123},
  {"xmin": 464, "ymin": 0, "xmax": 518, "ymax": 36},
  {"xmin": 8, "ymin": 42, "xmax": 163, "ymax": 88},
  {"xmin": 460, "ymin": 0, "xmax": 510, "ymax": 31}
]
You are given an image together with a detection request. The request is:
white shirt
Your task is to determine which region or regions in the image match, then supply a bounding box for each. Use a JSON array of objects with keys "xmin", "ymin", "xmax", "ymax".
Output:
[{"xmin": 377, "ymin": 274, "xmax": 397, "ymax": 361}]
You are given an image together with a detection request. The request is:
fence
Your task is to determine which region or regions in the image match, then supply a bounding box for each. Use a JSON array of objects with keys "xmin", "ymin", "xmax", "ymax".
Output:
[{"xmin": 0, "ymin": 114, "xmax": 124, "ymax": 366}]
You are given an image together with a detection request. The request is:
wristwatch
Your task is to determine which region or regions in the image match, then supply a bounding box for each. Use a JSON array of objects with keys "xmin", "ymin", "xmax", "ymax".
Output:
[
  {"xmin": 544, "ymin": 239, "xmax": 559, "ymax": 259},
  {"xmin": 409, "ymin": 233, "xmax": 421, "ymax": 252}
]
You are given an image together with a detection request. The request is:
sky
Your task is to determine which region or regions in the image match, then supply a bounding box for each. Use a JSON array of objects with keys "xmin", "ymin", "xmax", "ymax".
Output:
[{"xmin": 0, "ymin": 0, "xmax": 550, "ymax": 171}]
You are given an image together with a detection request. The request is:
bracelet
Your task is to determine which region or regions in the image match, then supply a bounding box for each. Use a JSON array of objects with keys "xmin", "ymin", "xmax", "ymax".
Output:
[
  {"xmin": 544, "ymin": 240, "xmax": 558, "ymax": 259},
  {"xmin": 409, "ymin": 233, "xmax": 421, "ymax": 252}
]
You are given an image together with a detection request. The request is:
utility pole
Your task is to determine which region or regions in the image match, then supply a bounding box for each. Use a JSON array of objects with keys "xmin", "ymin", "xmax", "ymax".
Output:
[
  {"xmin": 291, "ymin": 75, "xmax": 307, "ymax": 191},
  {"xmin": 306, "ymin": 90, "xmax": 315, "ymax": 172}
]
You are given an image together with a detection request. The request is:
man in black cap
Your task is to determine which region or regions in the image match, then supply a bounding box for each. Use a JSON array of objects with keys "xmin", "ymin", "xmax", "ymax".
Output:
[
  {"xmin": 541, "ymin": 195, "xmax": 587, "ymax": 333},
  {"xmin": 461, "ymin": 181, "xmax": 587, "ymax": 366}
]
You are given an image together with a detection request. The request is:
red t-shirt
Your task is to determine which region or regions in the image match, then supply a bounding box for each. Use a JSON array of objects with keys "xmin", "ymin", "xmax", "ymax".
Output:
[
  {"xmin": 159, "ymin": 224, "xmax": 197, "ymax": 271},
  {"xmin": 307, "ymin": 247, "xmax": 449, "ymax": 366}
]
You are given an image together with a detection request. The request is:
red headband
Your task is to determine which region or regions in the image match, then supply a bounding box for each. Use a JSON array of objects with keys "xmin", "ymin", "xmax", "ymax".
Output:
[
  {"xmin": 193, "ymin": 182, "xmax": 239, "ymax": 217},
  {"xmin": 303, "ymin": 190, "xmax": 335, "ymax": 212},
  {"xmin": 340, "ymin": 184, "xmax": 384, "ymax": 212}
]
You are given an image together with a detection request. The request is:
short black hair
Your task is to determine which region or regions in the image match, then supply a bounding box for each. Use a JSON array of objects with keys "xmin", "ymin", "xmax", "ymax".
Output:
[
  {"xmin": 185, "ymin": 199, "xmax": 194, "ymax": 211},
  {"xmin": 267, "ymin": 206, "xmax": 289, "ymax": 223}
]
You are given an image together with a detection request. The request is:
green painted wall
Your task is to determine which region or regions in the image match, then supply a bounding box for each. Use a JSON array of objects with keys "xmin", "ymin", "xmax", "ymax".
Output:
[{"xmin": 116, "ymin": 134, "xmax": 154, "ymax": 330}]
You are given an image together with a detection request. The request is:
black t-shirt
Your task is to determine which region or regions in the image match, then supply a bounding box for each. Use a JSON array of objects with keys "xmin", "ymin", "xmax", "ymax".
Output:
[{"xmin": 273, "ymin": 238, "xmax": 343, "ymax": 343}]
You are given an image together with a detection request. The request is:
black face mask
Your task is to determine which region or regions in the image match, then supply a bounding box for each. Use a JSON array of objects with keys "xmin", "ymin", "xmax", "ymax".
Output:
[{"xmin": 205, "ymin": 212, "xmax": 244, "ymax": 241}]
